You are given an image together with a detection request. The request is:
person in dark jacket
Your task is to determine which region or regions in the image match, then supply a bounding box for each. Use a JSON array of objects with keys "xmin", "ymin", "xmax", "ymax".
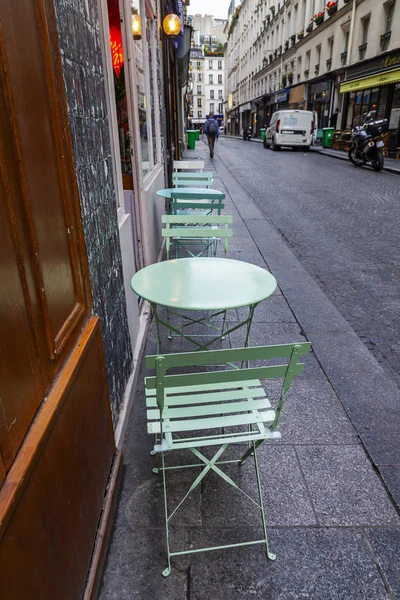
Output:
[
  {"xmin": 204, "ymin": 112, "xmax": 219, "ymax": 158},
  {"xmin": 329, "ymin": 108, "xmax": 339, "ymax": 129}
]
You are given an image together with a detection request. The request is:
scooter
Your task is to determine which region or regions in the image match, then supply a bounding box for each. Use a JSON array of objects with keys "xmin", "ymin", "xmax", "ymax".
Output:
[
  {"xmin": 243, "ymin": 127, "xmax": 252, "ymax": 141},
  {"xmin": 348, "ymin": 113, "xmax": 388, "ymax": 172}
]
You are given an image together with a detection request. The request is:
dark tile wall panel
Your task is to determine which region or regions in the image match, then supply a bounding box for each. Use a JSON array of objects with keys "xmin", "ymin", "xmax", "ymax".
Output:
[{"xmin": 53, "ymin": 0, "xmax": 133, "ymax": 425}]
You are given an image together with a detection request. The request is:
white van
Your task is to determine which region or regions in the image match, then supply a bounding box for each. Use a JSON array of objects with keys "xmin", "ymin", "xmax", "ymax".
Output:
[{"xmin": 263, "ymin": 110, "xmax": 317, "ymax": 151}]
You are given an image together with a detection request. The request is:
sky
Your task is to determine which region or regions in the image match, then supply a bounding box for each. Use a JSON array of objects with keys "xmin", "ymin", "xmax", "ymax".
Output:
[{"xmin": 188, "ymin": 0, "xmax": 231, "ymax": 20}]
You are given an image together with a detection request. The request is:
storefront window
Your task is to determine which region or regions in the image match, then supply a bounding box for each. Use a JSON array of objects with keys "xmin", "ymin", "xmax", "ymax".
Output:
[
  {"xmin": 376, "ymin": 86, "xmax": 389, "ymax": 120},
  {"xmin": 353, "ymin": 91, "xmax": 363, "ymax": 125},
  {"xmin": 389, "ymin": 84, "xmax": 400, "ymax": 130},
  {"xmin": 369, "ymin": 88, "xmax": 379, "ymax": 118},
  {"xmin": 132, "ymin": 0, "xmax": 149, "ymax": 177},
  {"xmin": 108, "ymin": 0, "xmax": 133, "ymax": 180}
]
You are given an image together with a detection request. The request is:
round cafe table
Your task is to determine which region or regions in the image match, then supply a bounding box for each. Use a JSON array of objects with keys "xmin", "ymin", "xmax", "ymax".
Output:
[
  {"xmin": 131, "ymin": 257, "xmax": 277, "ymax": 351},
  {"xmin": 156, "ymin": 187, "xmax": 225, "ymax": 200}
]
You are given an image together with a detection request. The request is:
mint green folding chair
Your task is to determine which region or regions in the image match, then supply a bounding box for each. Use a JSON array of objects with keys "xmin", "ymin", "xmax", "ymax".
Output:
[
  {"xmin": 145, "ymin": 342, "xmax": 311, "ymax": 576},
  {"xmin": 162, "ymin": 214, "xmax": 233, "ymax": 260},
  {"xmin": 172, "ymin": 172, "xmax": 214, "ymax": 188},
  {"xmin": 170, "ymin": 190, "xmax": 225, "ymax": 216}
]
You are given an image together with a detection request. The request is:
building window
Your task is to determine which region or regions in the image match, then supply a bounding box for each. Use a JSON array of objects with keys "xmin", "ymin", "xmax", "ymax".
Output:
[
  {"xmin": 210, "ymin": 90, "xmax": 215, "ymax": 99},
  {"xmin": 198, "ymin": 73, "xmax": 202, "ymax": 82},
  {"xmin": 341, "ymin": 30, "xmax": 349, "ymax": 64},
  {"xmin": 197, "ymin": 98, "xmax": 202, "ymax": 107},
  {"xmin": 209, "ymin": 103, "xmax": 215, "ymax": 112},
  {"xmin": 359, "ymin": 15, "xmax": 370, "ymax": 59},
  {"xmin": 209, "ymin": 60, "xmax": 213, "ymax": 69},
  {"xmin": 218, "ymin": 103, "xmax": 223, "ymax": 113},
  {"xmin": 209, "ymin": 74, "xmax": 214, "ymax": 84},
  {"xmin": 218, "ymin": 89, "xmax": 223, "ymax": 99},
  {"xmin": 198, "ymin": 110, "xmax": 202, "ymax": 117},
  {"xmin": 197, "ymin": 85, "xmax": 201, "ymax": 94},
  {"xmin": 218, "ymin": 60, "xmax": 222, "ymax": 69},
  {"xmin": 385, "ymin": 1, "xmax": 395, "ymax": 32},
  {"xmin": 381, "ymin": 2, "xmax": 394, "ymax": 50},
  {"xmin": 218, "ymin": 74, "xmax": 223, "ymax": 84},
  {"xmin": 196, "ymin": 61, "xmax": 201, "ymax": 69}
]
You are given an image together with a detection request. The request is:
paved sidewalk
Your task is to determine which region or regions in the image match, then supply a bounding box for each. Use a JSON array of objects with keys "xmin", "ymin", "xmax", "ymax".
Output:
[
  {"xmin": 224, "ymin": 134, "xmax": 400, "ymax": 174},
  {"xmin": 99, "ymin": 141, "xmax": 400, "ymax": 600}
]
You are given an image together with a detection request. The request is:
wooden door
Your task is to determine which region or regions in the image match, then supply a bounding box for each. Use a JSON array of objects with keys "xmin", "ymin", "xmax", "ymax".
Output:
[{"xmin": 0, "ymin": 1, "xmax": 115, "ymax": 597}]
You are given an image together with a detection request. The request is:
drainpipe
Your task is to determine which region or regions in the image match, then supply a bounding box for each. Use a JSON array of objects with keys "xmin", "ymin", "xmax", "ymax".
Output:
[{"xmin": 346, "ymin": 0, "xmax": 357, "ymax": 66}]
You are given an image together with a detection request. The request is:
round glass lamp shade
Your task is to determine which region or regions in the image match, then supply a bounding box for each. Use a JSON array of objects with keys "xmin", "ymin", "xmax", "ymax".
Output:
[
  {"xmin": 163, "ymin": 13, "xmax": 182, "ymax": 37},
  {"xmin": 131, "ymin": 14, "xmax": 142, "ymax": 40}
]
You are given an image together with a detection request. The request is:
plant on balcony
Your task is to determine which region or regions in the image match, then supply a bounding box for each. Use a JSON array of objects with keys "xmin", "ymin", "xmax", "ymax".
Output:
[
  {"xmin": 291, "ymin": 34, "xmax": 296, "ymax": 42},
  {"xmin": 282, "ymin": 73, "xmax": 287, "ymax": 87},
  {"xmin": 313, "ymin": 11, "xmax": 324, "ymax": 25},
  {"xmin": 287, "ymin": 71, "xmax": 293, "ymax": 84},
  {"xmin": 284, "ymin": 40, "xmax": 289, "ymax": 50},
  {"xmin": 343, "ymin": 0, "xmax": 351, "ymax": 3},
  {"xmin": 326, "ymin": 1, "xmax": 338, "ymax": 16},
  {"xmin": 297, "ymin": 30, "xmax": 304, "ymax": 40},
  {"xmin": 306, "ymin": 22, "xmax": 313, "ymax": 33},
  {"xmin": 270, "ymin": 5, "xmax": 275, "ymax": 14}
]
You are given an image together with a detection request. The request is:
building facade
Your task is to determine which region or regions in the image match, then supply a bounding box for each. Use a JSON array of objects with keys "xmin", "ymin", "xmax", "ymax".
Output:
[{"xmin": 225, "ymin": 0, "xmax": 400, "ymax": 154}]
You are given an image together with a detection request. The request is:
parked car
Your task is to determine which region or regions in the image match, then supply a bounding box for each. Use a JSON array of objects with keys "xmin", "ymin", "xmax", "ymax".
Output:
[{"xmin": 263, "ymin": 110, "xmax": 316, "ymax": 151}]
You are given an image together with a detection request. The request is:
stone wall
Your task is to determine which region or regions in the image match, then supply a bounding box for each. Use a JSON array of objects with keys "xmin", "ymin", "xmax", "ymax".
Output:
[{"xmin": 53, "ymin": 0, "xmax": 133, "ymax": 425}]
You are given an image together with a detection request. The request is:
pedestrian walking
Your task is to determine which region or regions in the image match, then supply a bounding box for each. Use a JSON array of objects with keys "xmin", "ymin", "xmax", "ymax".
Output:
[
  {"xmin": 329, "ymin": 108, "xmax": 339, "ymax": 129},
  {"xmin": 204, "ymin": 112, "xmax": 219, "ymax": 158}
]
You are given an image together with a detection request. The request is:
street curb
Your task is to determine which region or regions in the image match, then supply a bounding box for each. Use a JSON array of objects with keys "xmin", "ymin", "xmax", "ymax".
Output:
[{"xmin": 222, "ymin": 135, "xmax": 400, "ymax": 175}]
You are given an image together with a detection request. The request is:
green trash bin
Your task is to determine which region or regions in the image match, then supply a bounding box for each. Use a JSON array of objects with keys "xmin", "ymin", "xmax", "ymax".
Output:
[
  {"xmin": 322, "ymin": 127, "xmax": 335, "ymax": 148},
  {"xmin": 195, "ymin": 129, "xmax": 200, "ymax": 141},
  {"xmin": 186, "ymin": 130, "xmax": 196, "ymax": 150},
  {"xmin": 260, "ymin": 128, "xmax": 266, "ymax": 141}
]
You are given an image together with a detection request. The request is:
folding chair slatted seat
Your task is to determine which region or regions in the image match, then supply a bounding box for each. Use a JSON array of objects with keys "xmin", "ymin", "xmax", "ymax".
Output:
[
  {"xmin": 162, "ymin": 214, "xmax": 233, "ymax": 259},
  {"xmin": 170, "ymin": 190, "xmax": 225, "ymax": 216},
  {"xmin": 172, "ymin": 172, "xmax": 214, "ymax": 188},
  {"xmin": 145, "ymin": 342, "xmax": 311, "ymax": 576}
]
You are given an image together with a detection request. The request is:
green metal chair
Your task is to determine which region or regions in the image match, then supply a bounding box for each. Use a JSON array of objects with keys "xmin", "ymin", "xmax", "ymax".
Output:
[
  {"xmin": 145, "ymin": 342, "xmax": 311, "ymax": 576},
  {"xmin": 162, "ymin": 214, "xmax": 233, "ymax": 260},
  {"xmin": 172, "ymin": 172, "xmax": 214, "ymax": 188},
  {"xmin": 170, "ymin": 190, "xmax": 225, "ymax": 216}
]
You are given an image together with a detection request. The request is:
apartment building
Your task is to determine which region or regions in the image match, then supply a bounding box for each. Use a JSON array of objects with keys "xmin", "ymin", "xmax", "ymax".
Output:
[
  {"xmin": 225, "ymin": 0, "xmax": 400, "ymax": 154},
  {"xmin": 188, "ymin": 14, "xmax": 227, "ymax": 128}
]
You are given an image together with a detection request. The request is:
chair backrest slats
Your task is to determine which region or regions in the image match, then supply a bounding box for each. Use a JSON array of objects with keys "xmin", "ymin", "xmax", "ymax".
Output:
[
  {"xmin": 162, "ymin": 215, "xmax": 233, "ymax": 224},
  {"xmin": 173, "ymin": 160, "xmax": 205, "ymax": 172},
  {"xmin": 145, "ymin": 363, "xmax": 305, "ymax": 390},
  {"xmin": 170, "ymin": 191, "xmax": 224, "ymax": 200},
  {"xmin": 145, "ymin": 342, "xmax": 311, "ymax": 369}
]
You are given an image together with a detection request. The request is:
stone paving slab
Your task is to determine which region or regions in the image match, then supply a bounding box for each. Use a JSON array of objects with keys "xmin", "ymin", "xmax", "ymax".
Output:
[
  {"xmin": 296, "ymin": 445, "xmax": 399, "ymax": 526},
  {"xmin": 189, "ymin": 527, "xmax": 390, "ymax": 600}
]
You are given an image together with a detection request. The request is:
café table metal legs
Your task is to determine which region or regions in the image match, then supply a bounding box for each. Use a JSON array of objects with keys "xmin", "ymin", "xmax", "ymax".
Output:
[{"xmin": 151, "ymin": 302, "xmax": 258, "ymax": 353}]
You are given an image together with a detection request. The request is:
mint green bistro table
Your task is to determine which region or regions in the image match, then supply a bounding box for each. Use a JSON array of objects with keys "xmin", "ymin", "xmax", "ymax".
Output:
[
  {"xmin": 157, "ymin": 187, "xmax": 226, "ymax": 216},
  {"xmin": 131, "ymin": 257, "xmax": 277, "ymax": 351},
  {"xmin": 156, "ymin": 187, "xmax": 225, "ymax": 200}
]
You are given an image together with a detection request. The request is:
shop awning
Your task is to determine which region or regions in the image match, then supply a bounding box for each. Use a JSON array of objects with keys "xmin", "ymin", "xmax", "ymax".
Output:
[{"xmin": 340, "ymin": 68, "xmax": 400, "ymax": 93}]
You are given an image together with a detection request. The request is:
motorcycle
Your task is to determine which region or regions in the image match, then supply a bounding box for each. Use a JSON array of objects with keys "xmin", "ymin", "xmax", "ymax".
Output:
[
  {"xmin": 348, "ymin": 113, "xmax": 388, "ymax": 172},
  {"xmin": 243, "ymin": 127, "xmax": 252, "ymax": 141}
]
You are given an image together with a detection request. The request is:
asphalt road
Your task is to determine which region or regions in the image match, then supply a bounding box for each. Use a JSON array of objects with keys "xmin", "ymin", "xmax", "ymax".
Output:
[{"xmin": 217, "ymin": 136, "xmax": 400, "ymax": 386}]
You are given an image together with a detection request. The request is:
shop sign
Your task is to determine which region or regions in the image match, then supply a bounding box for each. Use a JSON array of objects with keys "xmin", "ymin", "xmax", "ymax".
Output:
[
  {"xmin": 276, "ymin": 91, "xmax": 288, "ymax": 103},
  {"xmin": 239, "ymin": 102, "xmax": 252, "ymax": 113},
  {"xmin": 340, "ymin": 67, "xmax": 400, "ymax": 94},
  {"xmin": 381, "ymin": 54, "xmax": 400, "ymax": 69},
  {"xmin": 228, "ymin": 93, "xmax": 233, "ymax": 109}
]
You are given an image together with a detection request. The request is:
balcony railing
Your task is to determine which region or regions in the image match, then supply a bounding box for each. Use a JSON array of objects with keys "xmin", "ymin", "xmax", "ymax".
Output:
[
  {"xmin": 340, "ymin": 51, "xmax": 347, "ymax": 65},
  {"xmin": 315, "ymin": 64, "xmax": 320, "ymax": 75},
  {"xmin": 359, "ymin": 42, "xmax": 367, "ymax": 60},
  {"xmin": 326, "ymin": 58, "xmax": 332, "ymax": 70},
  {"xmin": 380, "ymin": 31, "xmax": 391, "ymax": 50}
]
